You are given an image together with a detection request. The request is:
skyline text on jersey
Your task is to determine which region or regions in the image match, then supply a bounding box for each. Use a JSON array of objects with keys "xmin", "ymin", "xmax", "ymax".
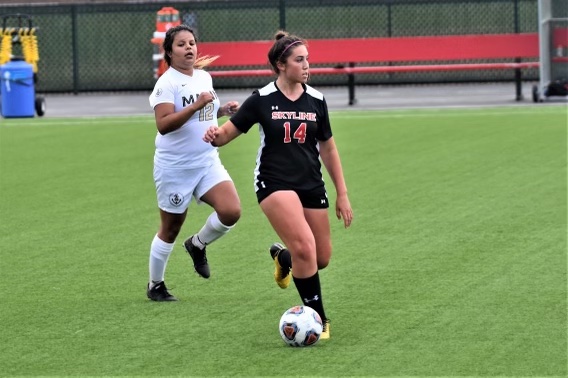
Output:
[{"xmin": 271, "ymin": 111, "xmax": 316, "ymax": 121}]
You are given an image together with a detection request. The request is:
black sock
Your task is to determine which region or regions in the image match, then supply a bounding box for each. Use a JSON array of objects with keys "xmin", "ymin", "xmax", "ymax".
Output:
[
  {"xmin": 293, "ymin": 272, "xmax": 327, "ymax": 321},
  {"xmin": 278, "ymin": 248, "xmax": 292, "ymax": 270}
]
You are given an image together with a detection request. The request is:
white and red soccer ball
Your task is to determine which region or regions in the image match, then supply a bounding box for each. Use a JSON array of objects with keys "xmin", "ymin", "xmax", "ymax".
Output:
[{"xmin": 278, "ymin": 305, "xmax": 323, "ymax": 347}]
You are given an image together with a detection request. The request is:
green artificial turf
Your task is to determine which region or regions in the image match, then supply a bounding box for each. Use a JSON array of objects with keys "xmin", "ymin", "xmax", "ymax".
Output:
[{"xmin": 0, "ymin": 106, "xmax": 565, "ymax": 377}]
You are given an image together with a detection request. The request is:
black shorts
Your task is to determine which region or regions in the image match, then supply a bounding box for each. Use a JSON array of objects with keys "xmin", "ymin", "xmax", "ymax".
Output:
[{"xmin": 256, "ymin": 181, "xmax": 329, "ymax": 209}]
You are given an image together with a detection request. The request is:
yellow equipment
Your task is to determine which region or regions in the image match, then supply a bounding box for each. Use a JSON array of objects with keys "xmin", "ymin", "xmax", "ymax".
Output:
[
  {"xmin": 0, "ymin": 28, "xmax": 13, "ymax": 65},
  {"xmin": 21, "ymin": 27, "xmax": 39, "ymax": 73}
]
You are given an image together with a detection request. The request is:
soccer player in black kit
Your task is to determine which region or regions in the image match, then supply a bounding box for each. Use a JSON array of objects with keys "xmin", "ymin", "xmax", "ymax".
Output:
[{"xmin": 203, "ymin": 30, "xmax": 353, "ymax": 339}]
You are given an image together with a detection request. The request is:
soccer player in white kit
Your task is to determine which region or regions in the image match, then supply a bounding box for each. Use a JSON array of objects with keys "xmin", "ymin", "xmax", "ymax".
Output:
[{"xmin": 147, "ymin": 25, "xmax": 241, "ymax": 301}]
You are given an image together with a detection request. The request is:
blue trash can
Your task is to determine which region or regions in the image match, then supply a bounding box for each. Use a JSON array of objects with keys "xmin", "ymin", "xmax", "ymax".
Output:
[{"xmin": 0, "ymin": 59, "xmax": 35, "ymax": 118}]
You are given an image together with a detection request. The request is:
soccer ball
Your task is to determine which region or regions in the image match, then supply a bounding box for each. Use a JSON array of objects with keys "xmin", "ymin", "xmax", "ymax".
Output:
[{"xmin": 278, "ymin": 305, "xmax": 323, "ymax": 347}]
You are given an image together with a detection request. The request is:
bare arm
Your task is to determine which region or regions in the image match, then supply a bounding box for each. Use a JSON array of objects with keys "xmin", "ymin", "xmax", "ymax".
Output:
[
  {"xmin": 154, "ymin": 91, "xmax": 214, "ymax": 135},
  {"xmin": 203, "ymin": 120, "xmax": 242, "ymax": 147},
  {"xmin": 319, "ymin": 137, "xmax": 354, "ymax": 228}
]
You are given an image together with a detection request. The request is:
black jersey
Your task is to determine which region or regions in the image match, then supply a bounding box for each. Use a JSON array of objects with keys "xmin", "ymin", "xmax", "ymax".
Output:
[{"xmin": 230, "ymin": 82, "xmax": 332, "ymax": 192}]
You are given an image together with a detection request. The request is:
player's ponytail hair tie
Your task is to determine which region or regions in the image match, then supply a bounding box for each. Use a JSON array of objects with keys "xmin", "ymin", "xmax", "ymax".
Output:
[{"xmin": 278, "ymin": 40, "xmax": 302, "ymax": 61}]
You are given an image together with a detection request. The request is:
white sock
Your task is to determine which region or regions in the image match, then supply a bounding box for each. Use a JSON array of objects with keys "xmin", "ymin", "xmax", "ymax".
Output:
[
  {"xmin": 193, "ymin": 212, "xmax": 233, "ymax": 248},
  {"xmin": 149, "ymin": 234, "xmax": 174, "ymax": 285}
]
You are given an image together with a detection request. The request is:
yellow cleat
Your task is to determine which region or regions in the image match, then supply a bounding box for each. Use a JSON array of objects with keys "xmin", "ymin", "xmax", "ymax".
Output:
[
  {"xmin": 269, "ymin": 243, "xmax": 291, "ymax": 289},
  {"xmin": 320, "ymin": 319, "xmax": 330, "ymax": 340}
]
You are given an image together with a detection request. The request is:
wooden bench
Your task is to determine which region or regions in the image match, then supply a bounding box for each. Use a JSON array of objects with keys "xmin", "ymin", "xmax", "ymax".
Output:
[{"xmin": 199, "ymin": 33, "xmax": 540, "ymax": 105}]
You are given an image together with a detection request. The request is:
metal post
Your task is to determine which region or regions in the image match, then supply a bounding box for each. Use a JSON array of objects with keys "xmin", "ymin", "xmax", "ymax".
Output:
[
  {"xmin": 348, "ymin": 62, "xmax": 355, "ymax": 105},
  {"xmin": 538, "ymin": 0, "xmax": 552, "ymax": 101},
  {"xmin": 279, "ymin": 0, "xmax": 286, "ymax": 30},
  {"xmin": 71, "ymin": 5, "xmax": 79, "ymax": 95},
  {"xmin": 514, "ymin": 0, "xmax": 523, "ymax": 101}
]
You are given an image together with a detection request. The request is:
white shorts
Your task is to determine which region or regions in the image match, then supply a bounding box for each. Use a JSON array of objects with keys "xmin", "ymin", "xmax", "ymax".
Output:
[{"xmin": 153, "ymin": 158, "xmax": 232, "ymax": 214}]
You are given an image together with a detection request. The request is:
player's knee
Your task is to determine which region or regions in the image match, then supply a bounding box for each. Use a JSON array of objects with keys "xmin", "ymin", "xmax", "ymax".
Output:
[
  {"xmin": 289, "ymin": 240, "xmax": 316, "ymax": 264},
  {"xmin": 218, "ymin": 204, "xmax": 241, "ymax": 227},
  {"xmin": 316, "ymin": 244, "xmax": 332, "ymax": 270},
  {"xmin": 158, "ymin": 225, "xmax": 182, "ymax": 243}
]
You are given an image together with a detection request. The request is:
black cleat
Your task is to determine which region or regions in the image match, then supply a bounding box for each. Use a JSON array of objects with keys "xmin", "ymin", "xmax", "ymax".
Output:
[
  {"xmin": 270, "ymin": 242, "xmax": 291, "ymax": 289},
  {"xmin": 184, "ymin": 235, "xmax": 210, "ymax": 279},
  {"xmin": 147, "ymin": 281, "xmax": 178, "ymax": 301}
]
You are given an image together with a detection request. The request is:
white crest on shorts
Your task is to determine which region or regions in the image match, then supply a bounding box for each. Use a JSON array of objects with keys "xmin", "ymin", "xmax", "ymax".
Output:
[
  {"xmin": 169, "ymin": 192, "xmax": 184, "ymax": 207},
  {"xmin": 156, "ymin": 88, "xmax": 163, "ymax": 97}
]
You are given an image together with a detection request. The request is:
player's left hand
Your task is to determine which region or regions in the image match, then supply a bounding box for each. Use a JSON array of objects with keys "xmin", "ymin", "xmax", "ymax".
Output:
[{"xmin": 336, "ymin": 193, "xmax": 353, "ymax": 228}]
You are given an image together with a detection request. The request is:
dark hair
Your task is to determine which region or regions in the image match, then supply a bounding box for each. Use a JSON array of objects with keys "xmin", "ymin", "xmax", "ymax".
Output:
[
  {"xmin": 163, "ymin": 25, "xmax": 196, "ymax": 66},
  {"xmin": 267, "ymin": 30, "xmax": 305, "ymax": 74},
  {"xmin": 162, "ymin": 24, "xmax": 218, "ymax": 69}
]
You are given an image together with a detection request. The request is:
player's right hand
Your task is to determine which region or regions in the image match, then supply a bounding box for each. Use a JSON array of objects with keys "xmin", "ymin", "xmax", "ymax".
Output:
[{"xmin": 197, "ymin": 91, "xmax": 214, "ymax": 108}]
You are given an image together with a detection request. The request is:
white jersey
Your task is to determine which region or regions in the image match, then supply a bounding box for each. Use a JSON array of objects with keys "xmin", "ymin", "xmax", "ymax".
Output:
[{"xmin": 149, "ymin": 67, "xmax": 220, "ymax": 169}]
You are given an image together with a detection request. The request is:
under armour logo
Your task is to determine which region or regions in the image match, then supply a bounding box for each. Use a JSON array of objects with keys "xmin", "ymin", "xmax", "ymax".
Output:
[
  {"xmin": 304, "ymin": 295, "xmax": 319, "ymax": 303},
  {"xmin": 272, "ymin": 105, "xmax": 279, "ymax": 110},
  {"xmin": 321, "ymin": 199, "xmax": 326, "ymax": 204}
]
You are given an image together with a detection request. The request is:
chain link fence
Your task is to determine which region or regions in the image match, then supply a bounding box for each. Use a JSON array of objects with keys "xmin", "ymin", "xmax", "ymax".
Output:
[{"xmin": 0, "ymin": 0, "xmax": 556, "ymax": 93}]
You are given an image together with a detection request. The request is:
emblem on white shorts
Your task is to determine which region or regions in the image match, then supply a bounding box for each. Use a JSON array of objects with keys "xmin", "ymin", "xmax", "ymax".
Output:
[{"xmin": 169, "ymin": 192, "xmax": 184, "ymax": 207}]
